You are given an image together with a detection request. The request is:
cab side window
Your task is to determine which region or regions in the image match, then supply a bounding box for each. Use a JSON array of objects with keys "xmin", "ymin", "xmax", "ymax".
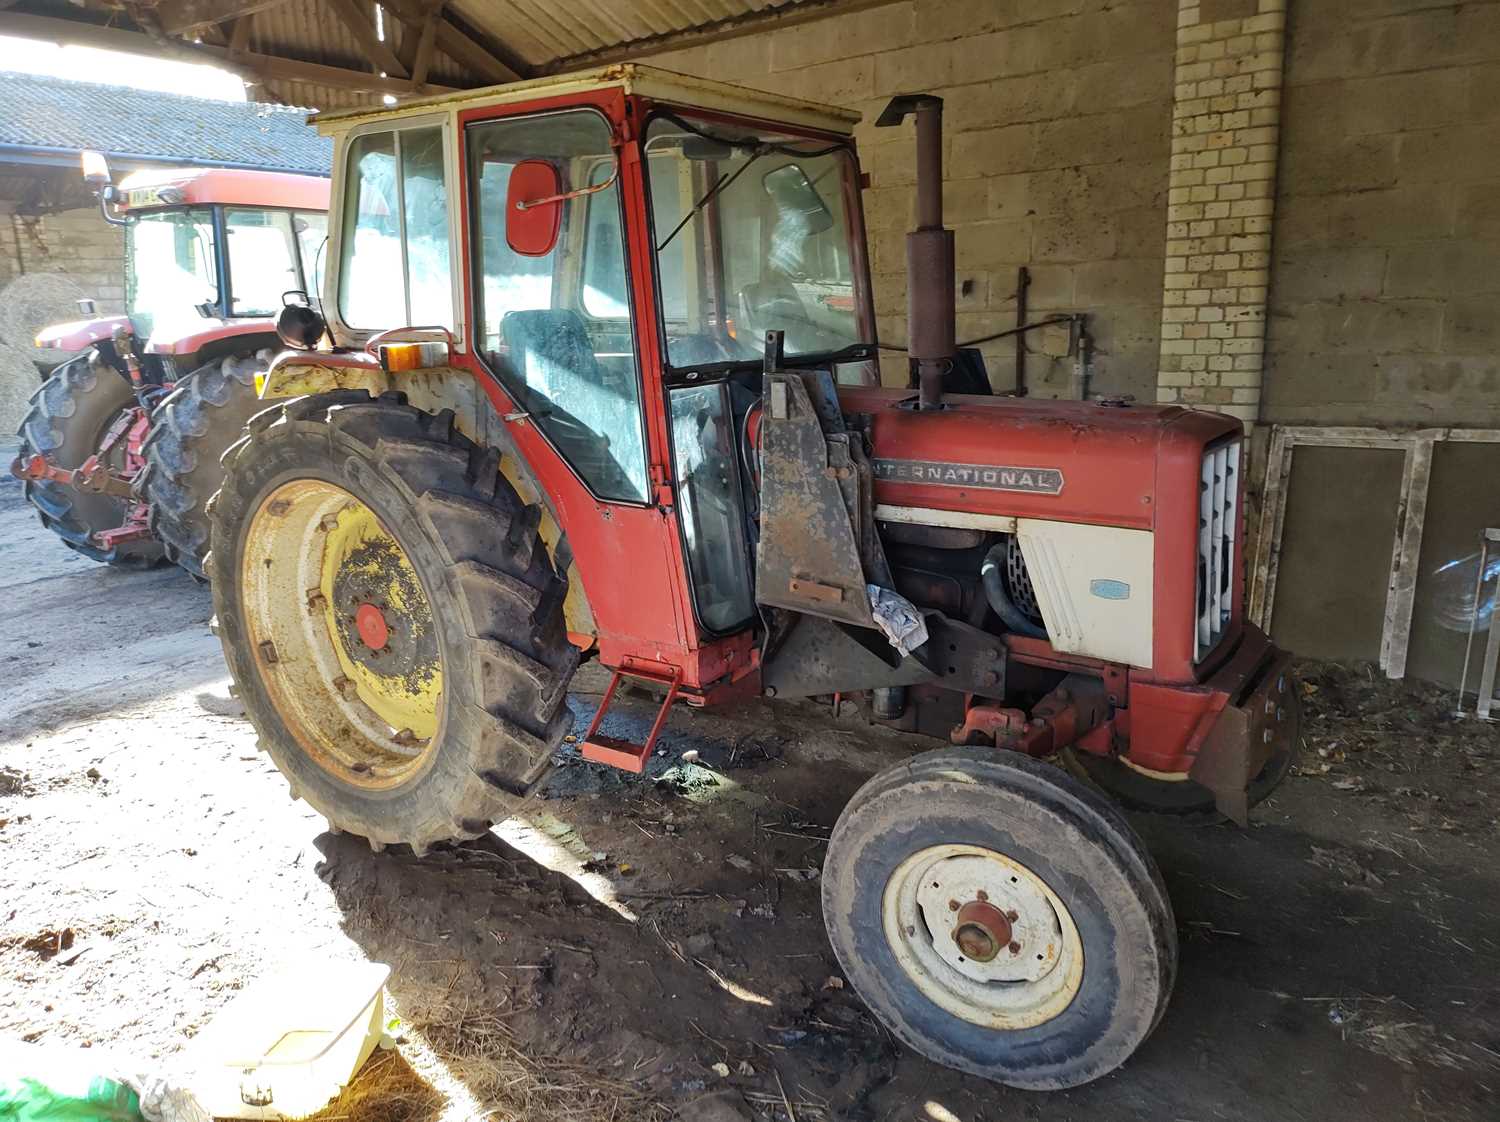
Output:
[
  {"xmin": 338, "ymin": 126, "xmax": 452, "ymax": 330},
  {"xmin": 468, "ymin": 111, "xmax": 647, "ymax": 504}
]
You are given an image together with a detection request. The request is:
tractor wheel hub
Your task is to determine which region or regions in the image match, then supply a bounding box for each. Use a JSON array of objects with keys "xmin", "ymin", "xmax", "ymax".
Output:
[
  {"xmin": 355, "ymin": 602, "xmax": 390, "ymax": 651},
  {"xmin": 953, "ymin": 900, "xmax": 1012, "ymax": 962}
]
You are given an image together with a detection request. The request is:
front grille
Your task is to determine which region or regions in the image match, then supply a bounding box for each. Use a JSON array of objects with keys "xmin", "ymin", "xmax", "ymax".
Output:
[
  {"xmin": 1195, "ymin": 438, "xmax": 1240, "ymax": 661},
  {"xmin": 1003, "ymin": 533, "xmax": 1045, "ymax": 629}
]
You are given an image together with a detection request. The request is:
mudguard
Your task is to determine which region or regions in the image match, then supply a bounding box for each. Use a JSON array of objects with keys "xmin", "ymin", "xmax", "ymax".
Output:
[{"xmin": 256, "ymin": 351, "xmax": 598, "ymax": 643}]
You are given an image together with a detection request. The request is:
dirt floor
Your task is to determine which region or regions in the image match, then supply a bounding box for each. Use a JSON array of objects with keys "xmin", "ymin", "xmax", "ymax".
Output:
[{"xmin": 2, "ymin": 464, "xmax": 1498, "ymax": 1122}]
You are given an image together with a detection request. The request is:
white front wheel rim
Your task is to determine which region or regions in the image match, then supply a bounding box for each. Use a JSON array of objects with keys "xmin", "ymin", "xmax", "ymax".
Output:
[{"xmin": 882, "ymin": 844, "xmax": 1084, "ymax": 1030}]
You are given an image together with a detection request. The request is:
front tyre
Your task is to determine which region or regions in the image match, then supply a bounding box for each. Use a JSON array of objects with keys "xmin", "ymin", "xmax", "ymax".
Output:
[
  {"xmin": 208, "ymin": 391, "xmax": 577, "ymax": 853},
  {"xmin": 821, "ymin": 749, "xmax": 1176, "ymax": 1089}
]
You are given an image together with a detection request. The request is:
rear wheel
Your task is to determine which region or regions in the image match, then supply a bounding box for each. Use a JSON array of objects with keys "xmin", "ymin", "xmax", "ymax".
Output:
[
  {"xmin": 208, "ymin": 391, "xmax": 577, "ymax": 852},
  {"xmin": 15, "ymin": 351, "xmax": 164, "ymax": 567},
  {"xmin": 139, "ymin": 348, "xmax": 275, "ymax": 578},
  {"xmin": 822, "ymin": 748, "xmax": 1175, "ymax": 1089}
]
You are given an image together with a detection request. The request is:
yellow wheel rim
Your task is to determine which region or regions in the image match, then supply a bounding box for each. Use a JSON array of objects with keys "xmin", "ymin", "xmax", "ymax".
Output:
[
  {"xmin": 319, "ymin": 500, "xmax": 442, "ymax": 740},
  {"xmin": 241, "ymin": 479, "xmax": 444, "ymax": 790}
]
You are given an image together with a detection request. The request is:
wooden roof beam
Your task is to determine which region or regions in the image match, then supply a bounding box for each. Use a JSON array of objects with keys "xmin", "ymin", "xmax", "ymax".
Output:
[
  {"xmin": 327, "ymin": 0, "xmax": 410, "ymax": 79},
  {"xmin": 151, "ymin": 0, "xmax": 290, "ymax": 38},
  {"xmin": 383, "ymin": 0, "xmax": 524, "ymax": 84}
]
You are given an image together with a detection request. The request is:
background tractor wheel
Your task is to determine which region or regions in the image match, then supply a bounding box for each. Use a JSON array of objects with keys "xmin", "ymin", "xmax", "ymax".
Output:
[
  {"xmin": 139, "ymin": 348, "xmax": 275, "ymax": 578},
  {"xmin": 822, "ymin": 748, "xmax": 1176, "ymax": 1090},
  {"xmin": 208, "ymin": 391, "xmax": 577, "ymax": 853},
  {"xmin": 15, "ymin": 350, "xmax": 165, "ymax": 567}
]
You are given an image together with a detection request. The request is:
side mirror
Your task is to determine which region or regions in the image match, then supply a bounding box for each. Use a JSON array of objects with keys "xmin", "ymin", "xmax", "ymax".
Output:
[
  {"xmin": 505, "ymin": 159, "xmax": 563, "ymax": 257},
  {"xmin": 80, "ymin": 149, "xmax": 112, "ymax": 190},
  {"xmin": 277, "ymin": 292, "xmax": 326, "ymax": 350},
  {"xmin": 763, "ymin": 163, "xmax": 835, "ymax": 236}
]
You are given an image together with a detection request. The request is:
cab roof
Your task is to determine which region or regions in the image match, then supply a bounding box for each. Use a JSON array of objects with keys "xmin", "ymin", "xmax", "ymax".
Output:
[
  {"xmin": 311, "ymin": 63, "xmax": 862, "ymax": 138},
  {"xmin": 115, "ymin": 166, "xmax": 330, "ymax": 212}
]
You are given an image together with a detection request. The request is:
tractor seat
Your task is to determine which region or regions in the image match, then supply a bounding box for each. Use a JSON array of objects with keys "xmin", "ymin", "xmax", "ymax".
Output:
[{"xmin": 501, "ymin": 308, "xmax": 602, "ymax": 401}]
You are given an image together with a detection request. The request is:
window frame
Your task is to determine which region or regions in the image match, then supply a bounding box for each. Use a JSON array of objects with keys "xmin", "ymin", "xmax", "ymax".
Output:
[
  {"xmin": 462, "ymin": 104, "xmax": 652, "ymax": 509},
  {"xmin": 637, "ymin": 108, "xmax": 877, "ymax": 385},
  {"xmin": 125, "ymin": 203, "xmax": 226, "ymax": 324},
  {"xmin": 327, "ymin": 114, "xmax": 464, "ymax": 347},
  {"xmin": 666, "ymin": 377, "xmax": 758, "ymax": 637},
  {"xmin": 291, "ymin": 209, "xmax": 330, "ymax": 305},
  {"xmin": 220, "ymin": 205, "xmax": 303, "ymax": 318}
]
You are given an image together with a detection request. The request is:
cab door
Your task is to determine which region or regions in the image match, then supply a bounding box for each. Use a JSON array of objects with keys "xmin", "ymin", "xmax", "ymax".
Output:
[{"xmin": 455, "ymin": 101, "xmax": 711, "ymax": 677}]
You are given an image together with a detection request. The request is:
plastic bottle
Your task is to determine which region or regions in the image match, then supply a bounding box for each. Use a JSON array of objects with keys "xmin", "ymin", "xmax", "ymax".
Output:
[{"xmin": 1428, "ymin": 551, "xmax": 1500, "ymax": 633}]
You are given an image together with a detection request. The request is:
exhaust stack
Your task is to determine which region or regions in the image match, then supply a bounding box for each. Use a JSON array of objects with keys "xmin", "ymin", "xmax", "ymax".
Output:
[{"xmin": 876, "ymin": 94, "xmax": 955, "ymax": 411}]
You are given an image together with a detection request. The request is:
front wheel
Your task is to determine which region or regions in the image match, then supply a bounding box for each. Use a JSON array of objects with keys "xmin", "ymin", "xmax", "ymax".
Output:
[
  {"xmin": 208, "ymin": 391, "xmax": 578, "ymax": 853},
  {"xmin": 821, "ymin": 749, "xmax": 1176, "ymax": 1089}
]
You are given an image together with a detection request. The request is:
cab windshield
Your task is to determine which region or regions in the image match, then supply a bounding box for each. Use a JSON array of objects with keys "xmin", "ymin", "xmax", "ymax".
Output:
[
  {"xmin": 644, "ymin": 114, "xmax": 872, "ymax": 373},
  {"xmin": 126, "ymin": 207, "xmax": 217, "ymax": 338}
]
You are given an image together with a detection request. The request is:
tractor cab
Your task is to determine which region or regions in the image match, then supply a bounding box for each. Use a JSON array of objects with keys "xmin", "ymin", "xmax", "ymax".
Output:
[
  {"xmin": 34, "ymin": 155, "xmax": 329, "ymax": 381},
  {"xmin": 14, "ymin": 156, "xmax": 330, "ymax": 572},
  {"xmin": 272, "ymin": 68, "xmax": 880, "ymax": 659}
]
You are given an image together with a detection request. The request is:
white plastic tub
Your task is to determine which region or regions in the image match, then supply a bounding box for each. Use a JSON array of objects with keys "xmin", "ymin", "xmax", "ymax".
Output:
[{"xmin": 188, "ymin": 961, "xmax": 391, "ymax": 1120}]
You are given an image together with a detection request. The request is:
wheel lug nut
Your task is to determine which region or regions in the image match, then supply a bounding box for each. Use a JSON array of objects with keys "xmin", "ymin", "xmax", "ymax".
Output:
[
  {"xmin": 948, "ymin": 899, "xmax": 960, "ymax": 912},
  {"xmin": 975, "ymin": 890, "xmax": 988, "ymax": 902},
  {"xmin": 307, "ymin": 590, "xmax": 328, "ymax": 611},
  {"xmin": 1008, "ymin": 941, "xmax": 1021, "ymax": 955},
  {"xmin": 1006, "ymin": 909, "xmax": 1018, "ymax": 922},
  {"xmin": 320, "ymin": 514, "xmax": 339, "ymax": 531}
]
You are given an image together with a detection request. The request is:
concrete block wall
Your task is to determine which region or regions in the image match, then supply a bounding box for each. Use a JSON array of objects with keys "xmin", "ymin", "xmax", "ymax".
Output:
[
  {"xmin": 1265, "ymin": 0, "xmax": 1500, "ymax": 426},
  {"xmin": 643, "ymin": 0, "xmax": 1178, "ymax": 400},
  {"xmin": 1155, "ymin": 0, "xmax": 1286, "ymax": 424}
]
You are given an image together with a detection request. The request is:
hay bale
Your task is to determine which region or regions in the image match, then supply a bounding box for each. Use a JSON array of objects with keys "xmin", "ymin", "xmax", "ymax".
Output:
[
  {"xmin": 0, "ymin": 272, "xmax": 93, "ymax": 363},
  {"xmin": 0, "ymin": 338, "xmax": 43, "ymax": 435}
]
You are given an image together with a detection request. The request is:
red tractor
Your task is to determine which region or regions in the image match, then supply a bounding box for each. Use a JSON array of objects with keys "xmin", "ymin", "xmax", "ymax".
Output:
[
  {"xmin": 212, "ymin": 67, "xmax": 1298, "ymax": 1088},
  {"xmin": 11, "ymin": 154, "xmax": 328, "ymax": 574}
]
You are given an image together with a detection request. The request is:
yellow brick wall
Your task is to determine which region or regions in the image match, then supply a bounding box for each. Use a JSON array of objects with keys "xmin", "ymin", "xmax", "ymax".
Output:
[{"xmin": 1155, "ymin": 0, "xmax": 1286, "ymax": 423}]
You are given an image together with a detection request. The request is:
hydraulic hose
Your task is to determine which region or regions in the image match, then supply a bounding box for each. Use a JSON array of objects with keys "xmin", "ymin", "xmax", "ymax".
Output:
[{"xmin": 981, "ymin": 541, "xmax": 1047, "ymax": 639}]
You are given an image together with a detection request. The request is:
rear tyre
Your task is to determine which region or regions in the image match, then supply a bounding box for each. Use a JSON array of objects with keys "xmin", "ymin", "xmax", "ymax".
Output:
[
  {"xmin": 15, "ymin": 350, "xmax": 165, "ymax": 567},
  {"xmin": 139, "ymin": 348, "xmax": 275, "ymax": 578},
  {"xmin": 208, "ymin": 391, "xmax": 577, "ymax": 853},
  {"xmin": 822, "ymin": 748, "xmax": 1176, "ymax": 1089}
]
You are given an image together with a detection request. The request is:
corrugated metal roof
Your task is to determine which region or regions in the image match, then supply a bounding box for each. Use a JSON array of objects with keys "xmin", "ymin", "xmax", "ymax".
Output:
[
  {"xmin": 444, "ymin": 0, "xmax": 788, "ymax": 69},
  {"xmin": 0, "ymin": 1, "xmax": 877, "ymax": 113}
]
